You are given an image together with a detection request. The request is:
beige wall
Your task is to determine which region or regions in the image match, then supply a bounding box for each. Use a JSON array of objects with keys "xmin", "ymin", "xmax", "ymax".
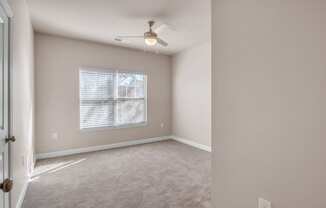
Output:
[
  {"xmin": 212, "ymin": 1, "xmax": 326, "ymax": 208},
  {"xmin": 172, "ymin": 42, "xmax": 211, "ymax": 147},
  {"xmin": 8, "ymin": 0, "xmax": 35, "ymax": 207},
  {"xmin": 35, "ymin": 33, "xmax": 172, "ymax": 154}
]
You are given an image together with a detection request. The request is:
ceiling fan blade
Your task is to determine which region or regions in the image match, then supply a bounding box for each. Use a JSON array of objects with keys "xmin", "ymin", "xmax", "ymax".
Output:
[
  {"xmin": 154, "ymin": 23, "xmax": 176, "ymax": 34},
  {"xmin": 154, "ymin": 24, "xmax": 168, "ymax": 34},
  {"xmin": 116, "ymin": 35, "xmax": 144, "ymax": 39},
  {"xmin": 157, "ymin": 38, "xmax": 168, "ymax": 47}
]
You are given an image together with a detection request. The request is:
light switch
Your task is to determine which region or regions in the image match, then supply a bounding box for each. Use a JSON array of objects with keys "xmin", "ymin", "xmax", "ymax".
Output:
[{"xmin": 259, "ymin": 198, "xmax": 271, "ymax": 208}]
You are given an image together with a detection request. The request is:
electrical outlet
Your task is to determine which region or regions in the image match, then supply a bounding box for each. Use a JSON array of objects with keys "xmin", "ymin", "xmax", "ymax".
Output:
[
  {"xmin": 160, "ymin": 123, "xmax": 164, "ymax": 128},
  {"xmin": 51, "ymin": 132, "xmax": 59, "ymax": 140},
  {"xmin": 259, "ymin": 198, "xmax": 271, "ymax": 208}
]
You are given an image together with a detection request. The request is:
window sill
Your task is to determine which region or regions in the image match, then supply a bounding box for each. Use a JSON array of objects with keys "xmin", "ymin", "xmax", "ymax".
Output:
[{"xmin": 79, "ymin": 122, "xmax": 148, "ymax": 133}]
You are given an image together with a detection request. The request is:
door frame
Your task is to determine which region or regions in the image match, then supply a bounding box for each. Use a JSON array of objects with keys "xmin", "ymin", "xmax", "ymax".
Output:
[{"xmin": 0, "ymin": 1, "xmax": 13, "ymax": 208}]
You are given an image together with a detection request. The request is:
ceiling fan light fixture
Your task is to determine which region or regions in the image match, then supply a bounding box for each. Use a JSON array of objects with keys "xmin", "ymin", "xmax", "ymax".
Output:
[{"xmin": 145, "ymin": 37, "xmax": 157, "ymax": 46}]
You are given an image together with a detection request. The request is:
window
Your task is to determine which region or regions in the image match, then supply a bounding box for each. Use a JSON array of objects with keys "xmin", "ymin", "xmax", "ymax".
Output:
[{"xmin": 79, "ymin": 68, "xmax": 147, "ymax": 130}]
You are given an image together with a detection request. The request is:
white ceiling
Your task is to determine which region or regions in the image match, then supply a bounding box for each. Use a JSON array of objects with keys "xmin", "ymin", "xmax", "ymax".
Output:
[{"xmin": 27, "ymin": 0, "xmax": 211, "ymax": 55}]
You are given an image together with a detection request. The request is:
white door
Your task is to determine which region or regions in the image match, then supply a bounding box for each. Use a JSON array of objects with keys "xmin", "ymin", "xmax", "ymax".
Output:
[{"xmin": 0, "ymin": 3, "xmax": 12, "ymax": 208}]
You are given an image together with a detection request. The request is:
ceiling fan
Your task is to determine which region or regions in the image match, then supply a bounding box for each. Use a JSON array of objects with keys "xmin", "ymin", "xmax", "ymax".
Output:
[{"xmin": 116, "ymin": 20, "xmax": 168, "ymax": 47}]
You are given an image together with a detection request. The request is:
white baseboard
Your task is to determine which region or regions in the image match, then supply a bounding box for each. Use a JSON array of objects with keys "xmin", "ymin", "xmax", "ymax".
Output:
[
  {"xmin": 171, "ymin": 136, "xmax": 211, "ymax": 152},
  {"xmin": 36, "ymin": 136, "xmax": 172, "ymax": 160},
  {"xmin": 16, "ymin": 181, "xmax": 29, "ymax": 208}
]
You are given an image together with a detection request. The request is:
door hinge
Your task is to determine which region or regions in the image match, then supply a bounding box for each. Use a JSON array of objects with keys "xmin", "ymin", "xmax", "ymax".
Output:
[
  {"xmin": 5, "ymin": 136, "xmax": 15, "ymax": 143},
  {"xmin": 0, "ymin": 178, "xmax": 13, "ymax": 193}
]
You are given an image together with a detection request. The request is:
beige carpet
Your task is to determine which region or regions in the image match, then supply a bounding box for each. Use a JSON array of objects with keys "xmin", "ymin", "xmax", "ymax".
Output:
[{"xmin": 23, "ymin": 140, "xmax": 211, "ymax": 208}]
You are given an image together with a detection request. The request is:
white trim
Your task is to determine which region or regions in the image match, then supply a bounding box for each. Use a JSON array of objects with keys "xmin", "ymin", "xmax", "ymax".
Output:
[
  {"xmin": 15, "ymin": 181, "xmax": 28, "ymax": 208},
  {"xmin": 171, "ymin": 135, "xmax": 211, "ymax": 152},
  {"xmin": 36, "ymin": 136, "xmax": 171, "ymax": 160},
  {"xmin": 80, "ymin": 122, "xmax": 148, "ymax": 132}
]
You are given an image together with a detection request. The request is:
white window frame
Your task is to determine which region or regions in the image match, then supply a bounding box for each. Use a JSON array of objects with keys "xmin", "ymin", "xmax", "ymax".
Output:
[{"xmin": 78, "ymin": 67, "xmax": 148, "ymax": 131}]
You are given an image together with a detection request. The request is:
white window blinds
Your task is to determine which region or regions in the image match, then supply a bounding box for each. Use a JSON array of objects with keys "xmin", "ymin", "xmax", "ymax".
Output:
[{"xmin": 79, "ymin": 69, "xmax": 147, "ymax": 129}]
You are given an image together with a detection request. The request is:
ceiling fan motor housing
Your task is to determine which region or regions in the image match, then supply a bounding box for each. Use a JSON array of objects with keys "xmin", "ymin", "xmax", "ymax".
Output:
[{"xmin": 144, "ymin": 31, "xmax": 157, "ymax": 39}]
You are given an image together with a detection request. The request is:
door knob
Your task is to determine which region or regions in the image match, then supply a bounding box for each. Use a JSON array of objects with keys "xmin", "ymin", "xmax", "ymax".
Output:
[{"xmin": 0, "ymin": 178, "xmax": 13, "ymax": 192}]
